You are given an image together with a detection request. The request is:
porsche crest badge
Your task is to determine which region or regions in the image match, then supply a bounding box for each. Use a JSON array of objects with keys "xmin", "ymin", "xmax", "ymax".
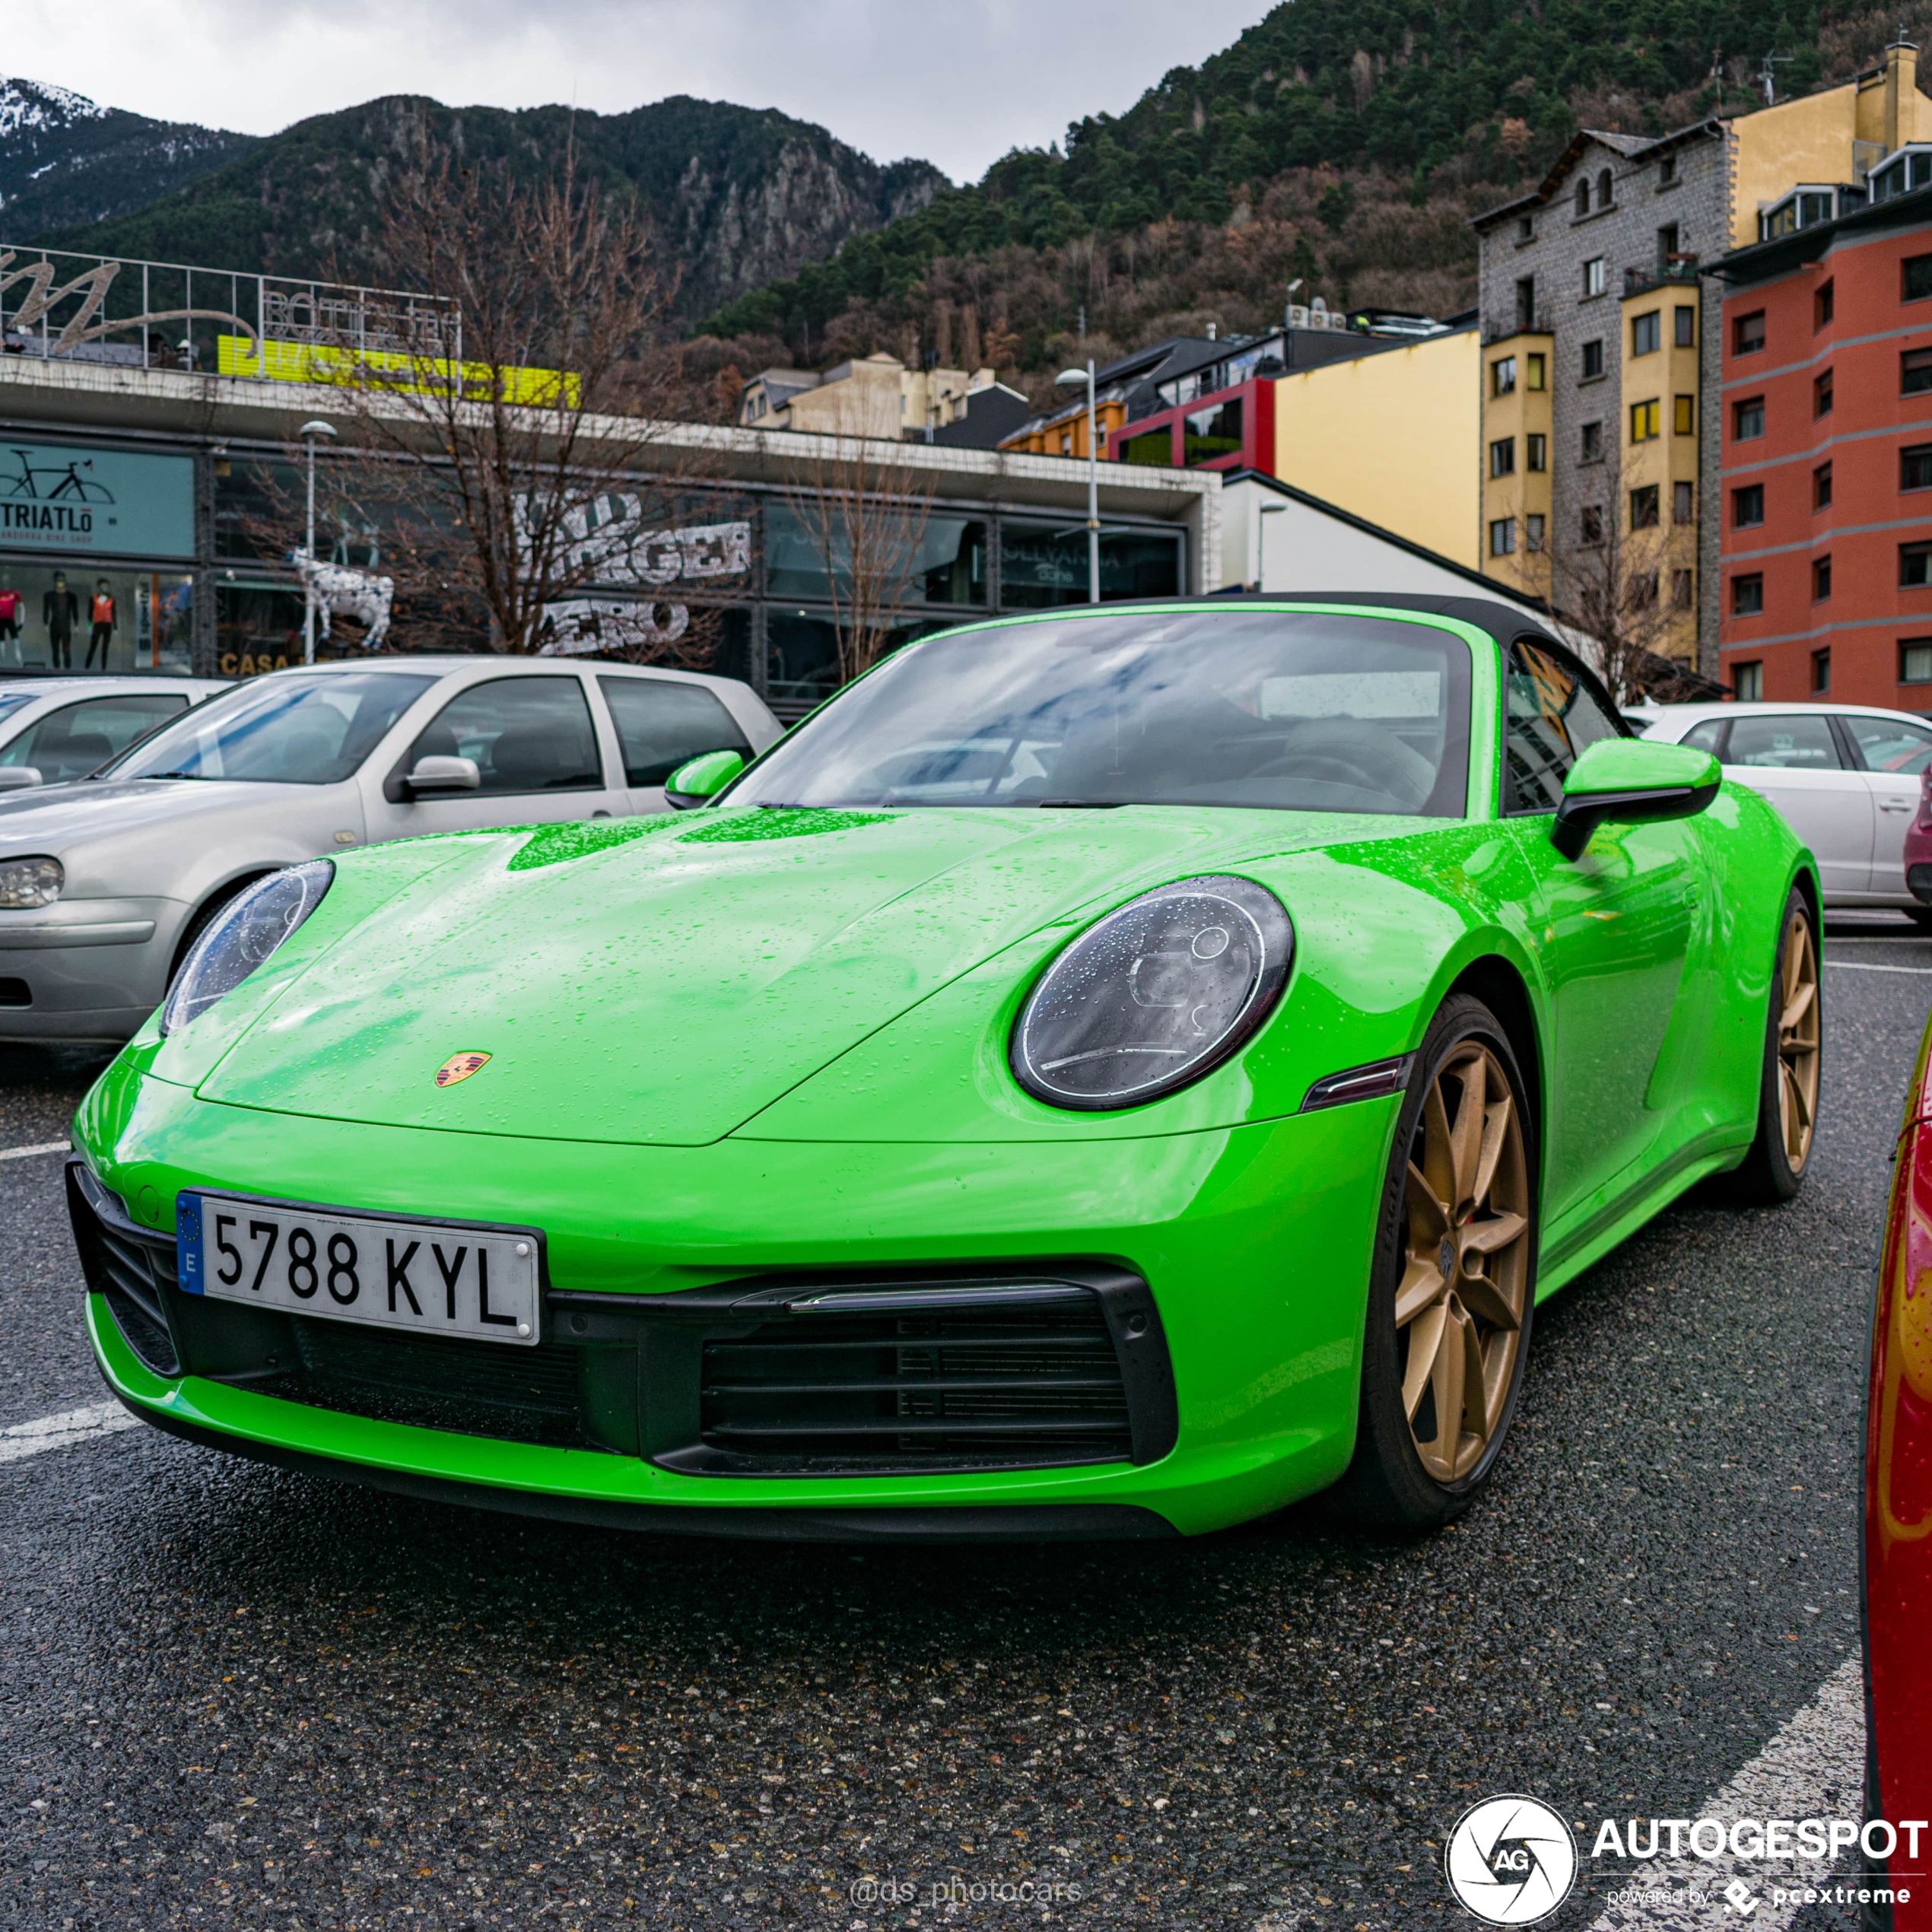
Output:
[{"xmin": 435, "ymin": 1051, "xmax": 491, "ymax": 1088}]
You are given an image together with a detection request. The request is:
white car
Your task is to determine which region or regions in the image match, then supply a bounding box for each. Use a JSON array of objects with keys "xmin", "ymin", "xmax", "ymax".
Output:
[
  {"xmin": 0, "ymin": 655, "xmax": 780, "ymax": 1040},
  {"xmin": 1638, "ymin": 700, "xmax": 1932, "ymax": 917},
  {"xmin": 0, "ymin": 675, "xmax": 226, "ymax": 787}
]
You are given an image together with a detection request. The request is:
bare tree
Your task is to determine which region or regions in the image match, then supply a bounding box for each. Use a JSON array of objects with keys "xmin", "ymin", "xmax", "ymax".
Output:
[
  {"xmin": 784, "ymin": 398, "xmax": 935, "ymax": 686},
  {"xmin": 297, "ymin": 135, "xmax": 717, "ymax": 659}
]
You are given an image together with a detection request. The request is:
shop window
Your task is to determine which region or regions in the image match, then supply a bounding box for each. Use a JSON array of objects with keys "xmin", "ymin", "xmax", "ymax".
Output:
[
  {"xmin": 1733, "ymin": 310, "xmax": 1766, "ymax": 355},
  {"xmin": 1632, "ymin": 310, "xmax": 1661, "ymax": 356},
  {"xmin": 1581, "ymin": 338, "xmax": 1605, "ymax": 380},
  {"xmin": 1905, "ymin": 253, "xmax": 1932, "ymax": 301},
  {"xmin": 1630, "ymin": 399, "xmax": 1660, "ymax": 442},
  {"xmin": 1815, "ymin": 280, "xmax": 1835, "ymax": 329},
  {"xmin": 1814, "ymin": 369, "xmax": 1834, "ymax": 417},
  {"xmin": 1492, "ymin": 356, "xmax": 1517, "ymax": 397},
  {"xmin": 998, "ymin": 523, "xmax": 1182, "ymax": 609},
  {"xmin": 1489, "ymin": 518, "xmax": 1517, "ymax": 557},
  {"xmin": 1526, "ymin": 514, "xmax": 1546, "ymax": 551},
  {"xmin": 1732, "ymin": 574, "xmax": 1763, "ymax": 615},
  {"xmin": 1815, "ymin": 462, "xmax": 1834, "ymax": 508},
  {"xmin": 1630, "ymin": 485, "xmax": 1660, "ymax": 529},
  {"xmin": 1673, "ymin": 481, "xmax": 1695, "ymax": 523},
  {"xmin": 215, "ymin": 581, "xmax": 307, "ymax": 678},
  {"xmin": 1527, "ymin": 434, "xmax": 1547, "ymax": 471},
  {"xmin": 1489, "ymin": 437, "xmax": 1517, "ymax": 478},
  {"xmin": 1733, "ymin": 485, "xmax": 1765, "ymax": 528},
  {"xmin": 1674, "ymin": 395, "xmax": 1696, "ymax": 435},
  {"xmin": 1905, "ymin": 348, "xmax": 1932, "ymax": 395},
  {"xmin": 917, "ymin": 518, "xmax": 987, "ymax": 605},
  {"xmin": 766, "ymin": 609, "xmax": 930, "ymax": 710},
  {"xmin": 1813, "ymin": 554, "xmax": 1832, "ymax": 601},
  {"xmin": 1734, "ymin": 396, "xmax": 1765, "ymax": 440},
  {"xmin": 1672, "ymin": 567, "xmax": 1695, "ymax": 609},
  {"xmin": 1581, "ymin": 420, "xmax": 1603, "ymax": 462},
  {"xmin": 1903, "ymin": 541, "xmax": 1932, "ymax": 586},
  {"xmin": 1733, "ymin": 661, "xmax": 1763, "ymax": 701},
  {"xmin": 0, "ymin": 564, "xmax": 192, "ymax": 675},
  {"xmin": 1118, "ymin": 427, "xmax": 1174, "ymax": 466},
  {"xmin": 1675, "ymin": 304, "xmax": 1696, "ymax": 347},
  {"xmin": 1812, "ymin": 649, "xmax": 1832, "ymax": 694},
  {"xmin": 1902, "ymin": 639, "xmax": 1932, "ymax": 684}
]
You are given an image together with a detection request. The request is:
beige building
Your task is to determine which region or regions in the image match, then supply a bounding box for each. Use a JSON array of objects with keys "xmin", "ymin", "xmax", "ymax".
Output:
[{"xmin": 739, "ymin": 353, "xmax": 1001, "ymax": 440}]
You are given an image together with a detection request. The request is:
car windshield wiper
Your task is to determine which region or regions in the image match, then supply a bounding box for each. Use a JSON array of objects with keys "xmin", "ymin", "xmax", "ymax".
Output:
[
  {"xmin": 132, "ymin": 769, "xmax": 210, "ymax": 781},
  {"xmin": 1037, "ymin": 799, "xmax": 1126, "ymax": 809}
]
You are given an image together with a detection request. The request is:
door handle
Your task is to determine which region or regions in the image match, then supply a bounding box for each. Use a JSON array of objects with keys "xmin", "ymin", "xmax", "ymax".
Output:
[{"xmin": 1880, "ymin": 799, "xmax": 1914, "ymax": 812}]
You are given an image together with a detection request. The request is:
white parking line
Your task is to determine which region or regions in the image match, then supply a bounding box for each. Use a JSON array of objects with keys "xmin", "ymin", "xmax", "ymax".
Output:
[
  {"xmin": 1585, "ymin": 1657, "xmax": 1866, "ymax": 1930},
  {"xmin": 1826, "ymin": 961, "xmax": 1932, "ymax": 974},
  {"xmin": 0, "ymin": 1400, "xmax": 141, "ymax": 1464},
  {"xmin": 0, "ymin": 1139, "xmax": 68, "ymax": 1161}
]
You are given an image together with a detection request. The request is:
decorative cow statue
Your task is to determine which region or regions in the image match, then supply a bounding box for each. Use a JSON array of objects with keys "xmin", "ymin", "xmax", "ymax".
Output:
[{"xmin": 289, "ymin": 549, "xmax": 395, "ymax": 650}]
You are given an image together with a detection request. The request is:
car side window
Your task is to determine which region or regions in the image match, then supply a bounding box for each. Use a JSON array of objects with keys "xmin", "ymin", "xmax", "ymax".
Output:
[
  {"xmin": 407, "ymin": 677, "xmax": 603, "ymax": 794},
  {"xmin": 1680, "ymin": 719, "xmax": 1728, "ymax": 757},
  {"xmin": 1726, "ymin": 716, "xmax": 1841, "ymax": 769},
  {"xmin": 1841, "ymin": 714, "xmax": 1932, "ymax": 775},
  {"xmin": 597, "ymin": 676, "xmax": 751, "ymax": 787},
  {"xmin": 1503, "ymin": 639, "xmax": 1622, "ymax": 812},
  {"xmin": 0, "ymin": 693, "xmax": 189, "ymax": 783}
]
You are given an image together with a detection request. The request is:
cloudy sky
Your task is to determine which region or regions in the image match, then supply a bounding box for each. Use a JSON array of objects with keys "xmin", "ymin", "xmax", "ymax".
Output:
[{"xmin": 10, "ymin": 0, "xmax": 1279, "ymax": 182}]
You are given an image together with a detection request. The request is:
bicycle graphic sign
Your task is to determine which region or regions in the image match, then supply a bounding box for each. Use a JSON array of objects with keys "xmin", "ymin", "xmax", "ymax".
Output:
[{"xmin": 0, "ymin": 440, "xmax": 194, "ymax": 558}]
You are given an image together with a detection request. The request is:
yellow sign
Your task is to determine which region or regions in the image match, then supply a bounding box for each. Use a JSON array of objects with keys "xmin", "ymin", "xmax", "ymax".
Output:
[{"xmin": 217, "ymin": 336, "xmax": 577, "ymax": 407}]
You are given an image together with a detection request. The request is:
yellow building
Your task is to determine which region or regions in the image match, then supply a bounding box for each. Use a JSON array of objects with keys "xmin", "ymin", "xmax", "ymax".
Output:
[
  {"xmin": 1475, "ymin": 334, "xmax": 1553, "ymax": 597},
  {"xmin": 1271, "ymin": 326, "xmax": 1482, "ymax": 570},
  {"xmin": 1000, "ymin": 391, "xmax": 1130, "ymax": 459}
]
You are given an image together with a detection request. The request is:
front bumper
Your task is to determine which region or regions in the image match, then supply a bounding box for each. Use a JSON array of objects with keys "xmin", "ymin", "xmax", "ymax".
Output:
[
  {"xmin": 0, "ymin": 897, "xmax": 179, "ymax": 1040},
  {"xmin": 75, "ymin": 1062, "xmax": 1397, "ymax": 1538}
]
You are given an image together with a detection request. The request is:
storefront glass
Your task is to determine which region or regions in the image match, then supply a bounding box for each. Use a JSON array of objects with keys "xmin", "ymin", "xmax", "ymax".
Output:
[
  {"xmin": 214, "ymin": 582, "xmax": 310, "ymax": 678},
  {"xmin": 764, "ymin": 505, "xmax": 987, "ymax": 606},
  {"xmin": 0, "ymin": 560, "xmax": 192, "ymax": 672},
  {"xmin": 997, "ymin": 526, "xmax": 1184, "ymax": 609},
  {"xmin": 766, "ymin": 610, "xmax": 944, "ymax": 713}
]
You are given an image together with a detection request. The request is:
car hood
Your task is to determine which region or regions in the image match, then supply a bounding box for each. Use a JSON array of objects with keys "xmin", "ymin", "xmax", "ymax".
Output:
[
  {"xmin": 0, "ymin": 779, "xmax": 287, "ymax": 877},
  {"xmin": 195, "ymin": 805, "xmax": 1377, "ymax": 1146}
]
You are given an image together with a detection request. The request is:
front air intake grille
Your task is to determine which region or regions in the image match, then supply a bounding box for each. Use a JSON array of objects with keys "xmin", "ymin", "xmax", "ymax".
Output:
[
  {"xmin": 0, "ymin": 978, "xmax": 30, "ymax": 1007},
  {"xmin": 672, "ymin": 1283, "xmax": 1152, "ymax": 1476},
  {"xmin": 66, "ymin": 1159, "xmax": 180, "ymax": 1375}
]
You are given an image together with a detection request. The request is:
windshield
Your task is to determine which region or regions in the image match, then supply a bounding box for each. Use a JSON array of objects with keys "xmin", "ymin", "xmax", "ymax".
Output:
[
  {"xmin": 731, "ymin": 609, "xmax": 1472, "ymax": 815},
  {"xmin": 104, "ymin": 672, "xmax": 438, "ymax": 785},
  {"xmin": 0, "ymin": 694, "xmax": 38, "ymax": 730}
]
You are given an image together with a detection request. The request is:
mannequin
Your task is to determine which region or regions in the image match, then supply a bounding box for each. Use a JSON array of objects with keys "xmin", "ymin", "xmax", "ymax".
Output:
[
  {"xmin": 0, "ymin": 586, "xmax": 20, "ymax": 667},
  {"xmin": 86, "ymin": 579, "xmax": 115, "ymax": 669},
  {"xmin": 43, "ymin": 573, "xmax": 78, "ymax": 669}
]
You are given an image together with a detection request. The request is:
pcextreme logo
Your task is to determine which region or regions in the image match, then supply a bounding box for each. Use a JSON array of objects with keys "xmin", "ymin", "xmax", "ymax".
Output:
[{"xmin": 1444, "ymin": 1795, "xmax": 1578, "ymax": 1924}]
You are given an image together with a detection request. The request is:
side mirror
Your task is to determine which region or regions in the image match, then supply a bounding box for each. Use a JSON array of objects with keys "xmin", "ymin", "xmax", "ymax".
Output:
[
  {"xmin": 1552, "ymin": 737, "xmax": 1721, "ymax": 860},
  {"xmin": 664, "ymin": 748, "xmax": 745, "ymax": 810},
  {"xmin": 405, "ymin": 754, "xmax": 481, "ymax": 796},
  {"xmin": 0, "ymin": 767, "xmax": 43, "ymax": 791}
]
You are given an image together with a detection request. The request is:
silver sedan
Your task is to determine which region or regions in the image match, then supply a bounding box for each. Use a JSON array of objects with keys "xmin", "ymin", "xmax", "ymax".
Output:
[{"xmin": 0, "ymin": 655, "xmax": 780, "ymax": 1040}]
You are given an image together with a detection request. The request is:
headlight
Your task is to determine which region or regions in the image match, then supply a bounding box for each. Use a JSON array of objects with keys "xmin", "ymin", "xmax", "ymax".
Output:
[
  {"xmin": 161, "ymin": 861, "xmax": 334, "ymax": 1035},
  {"xmin": 0, "ymin": 856, "xmax": 62, "ymax": 909},
  {"xmin": 1012, "ymin": 875, "xmax": 1294, "ymax": 1111}
]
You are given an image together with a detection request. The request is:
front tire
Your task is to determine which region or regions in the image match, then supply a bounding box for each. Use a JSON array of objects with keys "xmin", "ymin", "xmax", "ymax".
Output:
[
  {"xmin": 1717, "ymin": 888, "xmax": 1821, "ymax": 1205},
  {"xmin": 1337, "ymin": 993, "xmax": 1538, "ymax": 1529}
]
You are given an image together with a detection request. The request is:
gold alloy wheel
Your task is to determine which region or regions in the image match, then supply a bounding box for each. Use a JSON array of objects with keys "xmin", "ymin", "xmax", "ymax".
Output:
[
  {"xmin": 1397, "ymin": 1042, "xmax": 1532, "ymax": 1484},
  {"xmin": 1776, "ymin": 909, "xmax": 1821, "ymax": 1175}
]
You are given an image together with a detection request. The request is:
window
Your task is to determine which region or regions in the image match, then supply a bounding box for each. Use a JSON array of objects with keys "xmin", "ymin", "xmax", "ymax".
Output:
[
  {"xmin": 1630, "ymin": 398, "xmax": 1660, "ymax": 441},
  {"xmin": 1675, "ymin": 304, "xmax": 1696, "ymax": 348},
  {"xmin": 1581, "ymin": 420, "xmax": 1603, "ymax": 462},
  {"xmin": 1581, "ymin": 504, "xmax": 1604, "ymax": 545},
  {"xmin": 1905, "ymin": 253, "xmax": 1932, "ymax": 301},
  {"xmin": 1672, "ymin": 567, "xmax": 1695, "ymax": 609},
  {"xmin": 1118, "ymin": 427, "xmax": 1174, "ymax": 466},
  {"xmin": 1583, "ymin": 257, "xmax": 1607, "ymax": 298},
  {"xmin": 1489, "ymin": 518, "xmax": 1517, "ymax": 557},
  {"xmin": 1597, "ymin": 168, "xmax": 1613, "ymax": 208},
  {"xmin": 1732, "ymin": 574, "xmax": 1764, "ymax": 615},
  {"xmin": 1526, "ymin": 353, "xmax": 1546, "ymax": 389},
  {"xmin": 1516, "ymin": 275, "xmax": 1536, "ymax": 329},
  {"xmin": 597, "ymin": 676, "xmax": 751, "ymax": 788},
  {"xmin": 0, "ymin": 693, "xmax": 189, "ymax": 783},
  {"xmin": 1902, "ymin": 640, "xmax": 1932, "ymax": 685},
  {"xmin": 1734, "ymin": 396, "xmax": 1765, "ymax": 440},
  {"xmin": 1632, "ymin": 310, "xmax": 1661, "ymax": 356},
  {"xmin": 406, "ymin": 676, "xmax": 604, "ymax": 795},
  {"xmin": 1492, "ymin": 355, "xmax": 1517, "ymax": 396},
  {"xmin": 1517, "ymin": 214, "xmax": 1534, "ymax": 243},
  {"xmin": 1660, "ymin": 153, "xmax": 1678, "ymax": 186},
  {"xmin": 1581, "ymin": 338, "xmax": 1605, "ymax": 380},
  {"xmin": 1629, "ymin": 570, "xmax": 1659, "ymax": 607},
  {"xmin": 1630, "ymin": 485, "xmax": 1660, "ymax": 529},
  {"xmin": 1733, "ymin": 663, "xmax": 1764, "ymax": 701},
  {"xmin": 1730, "ymin": 714, "xmax": 1839, "ymax": 767},
  {"xmin": 1815, "ymin": 462, "xmax": 1834, "ymax": 508},
  {"xmin": 1815, "ymin": 279, "xmax": 1835, "ymax": 328},
  {"xmin": 1812, "ymin": 650, "xmax": 1832, "ymax": 694},
  {"xmin": 1575, "ymin": 180, "xmax": 1590, "ymax": 218},
  {"xmin": 999, "ymin": 524, "xmax": 1181, "ymax": 608},
  {"xmin": 1734, "ymin": 310, "xmax": 1766, "ymax": 355},
  {"xmin": 1905, "ymin": 348, "xmax": 1932, "ymax": 395},
  {"xmin": 1489, "ymin": 437, "xmax": 1517, "ymax": 478},
  {"xmin": 1733, "ymin": 484, "xmax": 1765, "ymax": 528},
  {"xmin": 1183, "ymin": 397, "xmax": 1243, "ymax": 464},
  {"xmin": 1502, "ymin": 637, "xmax": 1622, "ymax": 812},
  {"xmin": 1526, "ymin": 514, "xmax": 1546, "ymax": 551},
  {"xmin": 1814, "ymin": 368, "xmax": 1834, "ymax": 417},
  {"xmin": 1683, "ymin": 720, "xmax": 1727, "ymax": 755},
  {"xmin": 1674, "ymin": 394, "xmax": 1696, "ymax": 435},
  {"xmin": 1813, "ymin": 554, "xmax": 1832, "ymax": 601},
  {"xmin": 1673, "ymin": 480, "xmax": 1695, "ymax": 523},
  {"xmin": 1526, "ymin": 433, "xmax": 1547, "ymax": 471},
  {"xmin": 1905, "ymin": 445, "xmax": 1932, "ymax": 494},
  {"xmin": 1902, "ymin": 541, "xmax": 1932, "ymax": 586},
  {"xmin": 1657, "ymin": 222, "xmax": 1680, "ymax": 271},
  {"xmin": 1845, "ymin": 711, "xmax": 1932, "ymax": 771}
]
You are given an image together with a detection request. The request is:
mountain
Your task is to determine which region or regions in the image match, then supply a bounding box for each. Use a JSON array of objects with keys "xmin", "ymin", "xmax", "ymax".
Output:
[
  {"xmin": 0, "ymin": 78, "xmax": 259, "ymax": 237},
  {"xmin": 29, "ymin": 94, "xmax": 949, "ymax": 322}
]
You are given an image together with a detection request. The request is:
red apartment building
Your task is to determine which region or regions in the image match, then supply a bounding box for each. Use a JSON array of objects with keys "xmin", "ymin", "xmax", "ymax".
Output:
[{"xmin": 1717, "ymin": 171, "xmax": 1932, "ymax": 704}]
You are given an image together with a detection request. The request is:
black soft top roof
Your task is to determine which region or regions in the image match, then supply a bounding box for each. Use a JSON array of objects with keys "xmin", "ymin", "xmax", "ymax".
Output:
[{"xmin": 1190, "ymin": 591, "xmax": 1562, "ymax": 653}]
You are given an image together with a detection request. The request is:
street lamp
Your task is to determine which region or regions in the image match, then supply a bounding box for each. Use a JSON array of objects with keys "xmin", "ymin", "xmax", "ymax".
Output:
[
  {"xmin": 1054, "ymin": 361, "xmax": 1100, "ymax": 604},
  {"xmin": 297, "ymin": 419, "xmax": 336, "ymax": 665}
]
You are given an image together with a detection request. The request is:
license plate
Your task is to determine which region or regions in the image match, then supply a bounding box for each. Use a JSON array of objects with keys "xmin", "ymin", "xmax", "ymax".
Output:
[{"xmin": 176, "ymin": 1192, "xmax": 542, "ymax": 1346}]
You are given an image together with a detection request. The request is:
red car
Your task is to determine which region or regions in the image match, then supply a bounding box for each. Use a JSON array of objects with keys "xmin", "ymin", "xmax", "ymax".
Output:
[{"xmin": 1867, "ymin": 1011, "xmax": 1932, "ymax": 1925}]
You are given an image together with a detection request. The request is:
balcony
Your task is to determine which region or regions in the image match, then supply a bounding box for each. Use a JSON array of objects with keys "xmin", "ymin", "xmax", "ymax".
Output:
[
  {"xmin": 1482, "ymin": 317, "xmax": 1552, "ymax": 346},
  {"xmin": 1623, "ymin": 255, "xmax": 1702, "ymax": 298}
]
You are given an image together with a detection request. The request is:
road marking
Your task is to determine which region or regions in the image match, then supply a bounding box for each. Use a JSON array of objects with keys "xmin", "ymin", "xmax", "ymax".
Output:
[
  {"xmin": 1585, "ymin": 1657, "xmax": 1864, "ymax": 1930},
  {"xmin": 0, "ymin": 1400, "xmax": 141, "ymax": 1465},
  {"xmin": 1826, "ymin": 960, "xmax": 1932, "ymax": 974},
  {"xmin": 0, "ymin": 1139, "xmax": 68, "ymax": 1161}
]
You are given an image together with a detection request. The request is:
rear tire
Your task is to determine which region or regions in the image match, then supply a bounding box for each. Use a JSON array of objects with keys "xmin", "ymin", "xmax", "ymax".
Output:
[
  {"xmin": 1906, "ymin": 905, "xmax": 1932, "ymax": 932},
  {"xmin": 1334, "ymin": 993, "xmax": 1538, "ymax": 1530},
  {"xmin": 1716, "ymin": 888, "xmax": 1821, "ymax": 1206}
]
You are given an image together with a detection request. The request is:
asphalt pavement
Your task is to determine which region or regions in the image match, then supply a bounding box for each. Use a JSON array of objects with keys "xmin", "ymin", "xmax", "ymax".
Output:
[{"xmin": 2, "ymin": 916, "xmax": 1926, "ymax": 1932}]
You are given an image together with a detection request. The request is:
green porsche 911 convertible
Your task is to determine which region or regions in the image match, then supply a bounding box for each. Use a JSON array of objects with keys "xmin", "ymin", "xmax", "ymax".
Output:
[{"xmin": 70, "ymin": 596, "xmax": 1820, "ymax": 1540}]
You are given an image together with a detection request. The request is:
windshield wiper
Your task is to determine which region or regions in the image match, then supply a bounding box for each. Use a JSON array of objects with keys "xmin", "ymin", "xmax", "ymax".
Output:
[
  {"xmin": 133, "ymin": 770, "xmax": 208, "ymax": 781},
  {"xmin": 1037, "ymin": 799, "xmax": 1126, "ymax": 809}
]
